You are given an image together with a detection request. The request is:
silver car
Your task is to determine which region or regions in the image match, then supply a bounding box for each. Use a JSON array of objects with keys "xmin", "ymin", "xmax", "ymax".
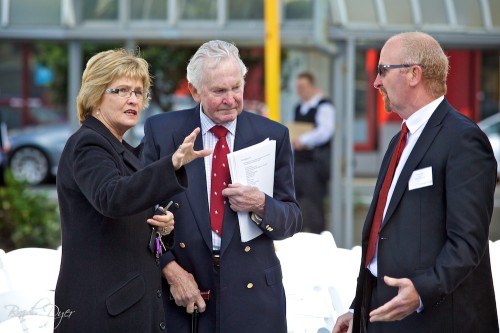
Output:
[
  {"xmin": 478, "ymin": 113, "xmax": 500, "ymax": 176},
  {"xmin": 8, "ymin": 123, "xmax": 72, "ymax": 185}
]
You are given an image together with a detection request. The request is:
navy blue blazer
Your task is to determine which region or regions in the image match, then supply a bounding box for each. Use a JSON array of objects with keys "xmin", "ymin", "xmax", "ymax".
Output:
[
  {"xmin": 142, "ymin": 106, "xmax": 302, "ymax": 333},
  {"xmin": 352, "ymin": 100, "xmax": 498, "ymax": 333}
]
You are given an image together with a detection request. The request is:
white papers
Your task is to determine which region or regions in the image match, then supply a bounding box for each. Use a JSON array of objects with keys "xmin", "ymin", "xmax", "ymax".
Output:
[{"xmin": 227, "ymin": 139, "xmax": 276, "ymax": 242}]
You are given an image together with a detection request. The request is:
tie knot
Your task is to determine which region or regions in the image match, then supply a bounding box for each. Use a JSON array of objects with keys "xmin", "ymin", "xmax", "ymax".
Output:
[
  {"xmin": 401, "ymin": 123, "xmax": 409, "ymax": 136},
  {"xmin": 210, "ymin": 125, "xmax": 228, "ymax": 139}
]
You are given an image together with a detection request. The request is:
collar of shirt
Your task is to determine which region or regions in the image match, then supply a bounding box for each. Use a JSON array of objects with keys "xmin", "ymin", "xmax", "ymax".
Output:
[
  {"xmin": 404, "ymin": 96, "xmax": 444, "ymax": 136},
  {"xmin": 199, "ymin": 104, "xmax": 237, "ymax": 138},
  {"xmin": 300, "ymin": 93, "xmax": 323, "ymax": 115}
]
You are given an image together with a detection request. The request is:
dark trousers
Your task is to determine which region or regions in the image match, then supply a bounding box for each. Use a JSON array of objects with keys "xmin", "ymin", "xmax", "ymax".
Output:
[
  {"xmin": 365, "ymin": 271, "xmax": 383, "ymax": 333},
  {"xmin": 214, "ymin": 253, "xmax": 221, "ymax": 333},
  {"xmin": 294, "ymin": 162, "xmax": 327, "ymax": 233}
]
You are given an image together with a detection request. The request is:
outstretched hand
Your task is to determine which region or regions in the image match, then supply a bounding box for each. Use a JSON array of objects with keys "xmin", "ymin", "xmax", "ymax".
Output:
[
  {"xmin": 172, "ymin": 127, "xmax": 212, "ymax": 170},
  {"xmin": 369, "ymin": 276, "xmax": 420, "ymax": 322}
]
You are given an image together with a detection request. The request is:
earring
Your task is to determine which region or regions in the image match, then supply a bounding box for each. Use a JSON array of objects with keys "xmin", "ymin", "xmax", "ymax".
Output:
[{"xmin": 96, "ymin": 110, "xmax": 100, "ymax": 116}]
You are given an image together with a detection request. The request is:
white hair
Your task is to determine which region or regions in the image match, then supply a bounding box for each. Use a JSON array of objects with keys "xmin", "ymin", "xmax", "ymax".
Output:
[{"xmin": 186, "ymin": 40, "xmax": 248, "ymax": 90}]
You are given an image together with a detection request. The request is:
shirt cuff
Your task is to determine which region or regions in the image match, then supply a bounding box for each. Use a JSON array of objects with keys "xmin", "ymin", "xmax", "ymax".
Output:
[{"xmin": 416, "ymin": 297, "xmax": 424, "ymax": 313}]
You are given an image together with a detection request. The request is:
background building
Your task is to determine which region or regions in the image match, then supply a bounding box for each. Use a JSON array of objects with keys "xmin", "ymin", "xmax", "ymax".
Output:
[{"xmin": 1, "ymin": 0, "xmax": 499, "ymax": 246}]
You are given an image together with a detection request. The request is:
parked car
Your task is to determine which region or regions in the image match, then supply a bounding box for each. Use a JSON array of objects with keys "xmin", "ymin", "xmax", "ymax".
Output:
[
  {"xmin": 8, "ymin": 123, "xmax": 72, "ymax": 185},
  {"xmin": 0, "ymin": 121, "xmax": 10, "ymax": 184},
  {"xmin": 478, "ymin": 113, "xmax": 500, "ymax": 176}
]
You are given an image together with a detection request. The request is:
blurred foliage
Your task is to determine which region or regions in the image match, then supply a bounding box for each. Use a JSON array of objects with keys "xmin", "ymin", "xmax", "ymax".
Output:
[
  {"xmin": 35, "ymin": 42, "xmax": 69, "ymax": 106},
  {"xmin": 139, "ymin": 44, "xmax": 198, "ymax": 111},
  {"xmin": 0, "ymin": 170, "xmax": 60, "ymax": 251}
]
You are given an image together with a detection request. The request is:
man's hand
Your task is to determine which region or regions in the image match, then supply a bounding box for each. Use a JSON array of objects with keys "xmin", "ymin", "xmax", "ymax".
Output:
[
  {"xmin": 291, "ymin": 138, "xmax": 306, "ymax": 151},
  {"xmin": 369, "ymin": 276, "xmax": 420, "ymax": 322},
  {"xmin": 162, "ymin": 261, "xmax": 206, "ymax": 314},
  {"xmin": 333, "ymin": 312, "xmax": 353, "ymax": 333},
  {"xmin": 222, "ymin": 183, "xmax": 265, "ymax": 216}
]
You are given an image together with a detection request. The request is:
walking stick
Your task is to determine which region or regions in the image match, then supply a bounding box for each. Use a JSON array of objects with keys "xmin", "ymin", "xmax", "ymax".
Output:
[{"xmin": 191, "ymin": 290, "xmax": 210, "ymax": 333}]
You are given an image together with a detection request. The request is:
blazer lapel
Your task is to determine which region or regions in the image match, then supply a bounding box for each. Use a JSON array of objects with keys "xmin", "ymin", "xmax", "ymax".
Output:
[
  {"xmin": 382, "ymin": 100, "xmax": 450, "ymax": 226},
  {"xmin": 220, "ymin": 112, "xmax": 260, "ymax": 255},
  {"xmin": 173, "ymin": 108, "xmax": 213, "ymax": 251}
]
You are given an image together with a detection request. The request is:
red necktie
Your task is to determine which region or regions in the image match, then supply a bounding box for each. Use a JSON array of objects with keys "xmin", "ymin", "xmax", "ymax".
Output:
[
  {"xmin": 210, "ymin": 125, "xmax": 230, "ymax": 237},
  {"xmin": 365, "ymin": 123, "xmax": 409, "ymax": 266}
]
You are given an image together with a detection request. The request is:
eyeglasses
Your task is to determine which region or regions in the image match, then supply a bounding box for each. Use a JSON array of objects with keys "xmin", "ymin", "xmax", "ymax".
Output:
[
  {"xmin": 105, "ymin": 88, "xmax": 149, "ymax": 100},
  {"xmin": 377, "ymin": 64, "xmax": 424, "ymax": 77}
]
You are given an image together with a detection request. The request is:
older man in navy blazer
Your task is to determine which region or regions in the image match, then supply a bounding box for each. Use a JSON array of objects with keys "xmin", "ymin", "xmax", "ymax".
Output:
[
  {"xmin": 142, "ymin": 40, "xmax": 302, "ymax": 333},
  {"xmin": 334, "ymin": 32, "xmax": 498, "ymax": 333}
]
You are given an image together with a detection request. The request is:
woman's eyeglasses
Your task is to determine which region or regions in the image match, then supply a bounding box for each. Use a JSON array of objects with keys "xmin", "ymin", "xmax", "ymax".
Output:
[{"xmin": 105, "ymin": 88, "xmax": 149, "ymax": 100}]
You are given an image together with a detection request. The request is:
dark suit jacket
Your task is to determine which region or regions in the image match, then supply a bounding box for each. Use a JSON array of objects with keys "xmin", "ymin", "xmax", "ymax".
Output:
[
  {"xmin": 55, "ymin": 117, "xmax": 188, "ymax": 333},
  {"xmin": 352, "ymin": 100, "xmax": 499, "ymax": 333},
  {"xmin": 142, "ymin": 106, "xmax": 302, "ymax": 333}
]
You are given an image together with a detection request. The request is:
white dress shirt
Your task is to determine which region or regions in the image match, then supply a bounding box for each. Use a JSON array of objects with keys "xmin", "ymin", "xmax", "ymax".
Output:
[
  {"xmin": 298, "ymin": 94, "xmax": 335, "ymax": 147},
  {"xmin": 199, "ymin": 106, "xmax": 237, "ymax": 251},
  {"xmin": 368, "ymin": 96, "xmax": 444, "ymax": 276},
  {"xmin": 365, "ymin": 96, "xmax": 444, "ymax": 313}
]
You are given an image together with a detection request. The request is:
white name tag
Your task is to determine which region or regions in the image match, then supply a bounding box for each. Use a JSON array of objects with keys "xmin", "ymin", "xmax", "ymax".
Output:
[{"xmin": 408, "ymin": 166, "xmax": 433, "ymax": 191}]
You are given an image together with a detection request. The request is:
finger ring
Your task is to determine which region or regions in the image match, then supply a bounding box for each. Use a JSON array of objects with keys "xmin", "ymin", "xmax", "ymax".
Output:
[{"xmin": 162, "ymin": 227, "xmax": 168, "ymax": 233}]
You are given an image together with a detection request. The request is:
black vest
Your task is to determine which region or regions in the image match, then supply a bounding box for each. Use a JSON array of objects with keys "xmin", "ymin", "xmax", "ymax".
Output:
[{"xmin": 293, "ymin": 98, "xmax": 332, "ymax": 164}]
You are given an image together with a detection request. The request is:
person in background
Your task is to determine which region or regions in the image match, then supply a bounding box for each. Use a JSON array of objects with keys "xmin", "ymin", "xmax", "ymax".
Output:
[
  {"xmin": 292, "ymin": 71, "xmax": 335, "ymax": 233},
  {"xmin": 333, "ymin": 31, "xmax": 498, "ymax": 333},
  {"xmin": 55, "ymin": 49, "xmax": 211, "ymax": 332},
  {"xmin": 142, "ymin": 40, "xmax": 302, "ymax": 333}
]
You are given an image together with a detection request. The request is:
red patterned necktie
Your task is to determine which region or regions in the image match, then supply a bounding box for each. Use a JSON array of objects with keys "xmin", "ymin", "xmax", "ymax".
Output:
[
  {"xmin": 365, "ymin": 123, "xmax": 409, "ymax": 267},
  {"xmin": 210, "ymin": 125, "xmax": 230, "ymax": 237}
]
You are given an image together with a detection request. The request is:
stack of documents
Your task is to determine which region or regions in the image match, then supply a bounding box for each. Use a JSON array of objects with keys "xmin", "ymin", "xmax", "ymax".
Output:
[{"xmin": 227, "ymin": 138, "xmax": 276, "ymax": 242}]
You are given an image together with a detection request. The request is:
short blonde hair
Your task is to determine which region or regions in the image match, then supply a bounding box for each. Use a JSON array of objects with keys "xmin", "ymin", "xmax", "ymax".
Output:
[{"xmin": 77, "ymin": 49, "xmax": 152, "ymax": 124}]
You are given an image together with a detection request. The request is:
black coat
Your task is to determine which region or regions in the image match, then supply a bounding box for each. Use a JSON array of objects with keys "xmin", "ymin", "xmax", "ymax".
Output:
[
  {"xmin": 353, "ymin": 100, "xmax": 499, "ymax": 332},
  {"xmin": 55, "ymin": 117, "xmax": 187, "ymax": 333}
]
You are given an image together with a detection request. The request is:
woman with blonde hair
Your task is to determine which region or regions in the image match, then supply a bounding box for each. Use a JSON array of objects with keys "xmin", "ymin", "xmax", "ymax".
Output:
[{"xmin": 55, "ymin": 49, "xmax": 210, "ymax": 332}]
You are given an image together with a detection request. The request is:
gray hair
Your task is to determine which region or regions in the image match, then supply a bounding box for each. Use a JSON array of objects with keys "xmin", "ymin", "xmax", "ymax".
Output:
[{"xmin": 186, "ymin": 40, "xmax": 248, "ymax": 90}]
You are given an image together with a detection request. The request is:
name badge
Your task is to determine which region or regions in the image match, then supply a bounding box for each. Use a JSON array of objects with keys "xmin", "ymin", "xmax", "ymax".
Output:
[{"xmin": 408, "ymin": 166, "xmax": 433, "ymax": 191}]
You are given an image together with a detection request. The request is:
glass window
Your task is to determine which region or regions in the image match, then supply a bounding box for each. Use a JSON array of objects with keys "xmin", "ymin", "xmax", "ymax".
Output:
[
  {"xmin": 82, "ymin": 0, "xmax": 118, "ymax": 21},
  {"xmin": 284, "ymin": 0, "xmax": 313, "ymax": 20},
  {"xmin": 178, "ymin": 0, "xmax": 216, "ymax": 20},
  {"xmin": 454, "ymin": 0, "xmax": 483, "ymax": 28},
  {"xmin": 345, "ymin": 0, "xmax": 377, "ymax": 24},
  {"xmin": 229, "ymin": 0, "xmax": 263, "ymax": 20},
  {"xmin": 420, "ymin": 0, "xmax": 448, "ymax": 25},
  {"xmin": 491, "ymin": 0, "xmax": 500, "ymax": 27},
  {"xmin": 479, "ymin": 52, "xmax": 499, "ymax": 120},
  {"xmin": 384, "ymin": 0, "xmax": 413, "ymax": 25},
  {"xmin": 131, "ymin": 0, "xmax": 167, "ymax": 20},
  {"xmin": 0, "ymin": 44, "xmax": 21, "ymax": 98},
  {"xmin": 354, "ymin": 50, "xmax": 369, "ymax": 145},
  {"xmin": 10, "ymin": 0, "xmax": 60, "ymax": 26}
]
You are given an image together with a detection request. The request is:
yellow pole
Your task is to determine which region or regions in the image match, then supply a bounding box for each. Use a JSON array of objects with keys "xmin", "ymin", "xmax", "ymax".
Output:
[{"xmin": 264, "ymin": 0, "xmax": 281, "ymax": 122}]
